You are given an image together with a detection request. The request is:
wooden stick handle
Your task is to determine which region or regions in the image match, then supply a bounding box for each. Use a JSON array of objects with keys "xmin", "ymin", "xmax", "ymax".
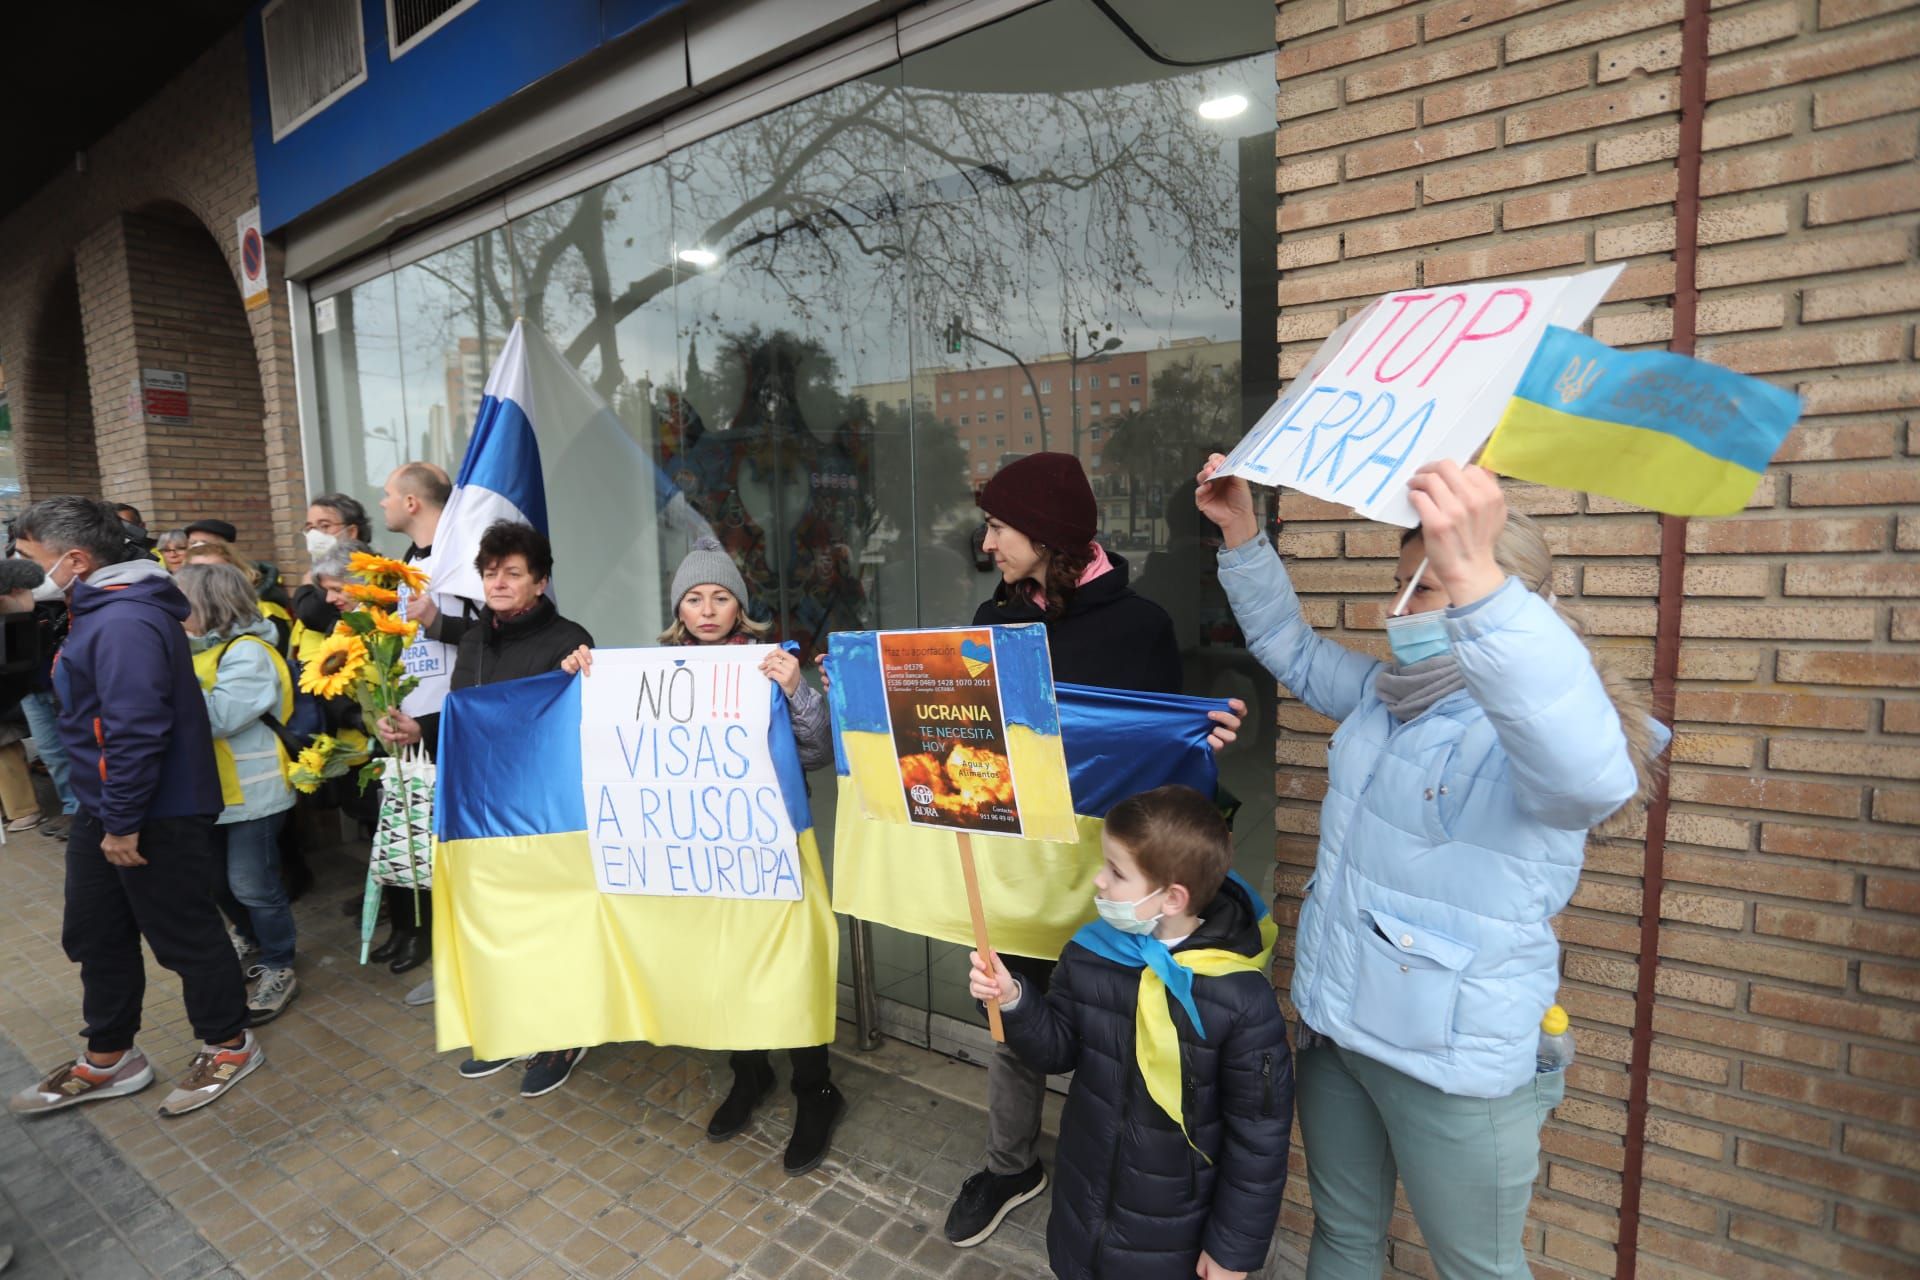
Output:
[{"xmin": 956, "ymin": 833, "xmax": 1005, "ymax": 1042}]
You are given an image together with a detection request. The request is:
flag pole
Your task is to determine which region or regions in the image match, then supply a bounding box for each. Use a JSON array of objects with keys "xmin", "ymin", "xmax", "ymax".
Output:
[{"xmin": 956, "ymin": 833, "xmax": 1006, "ymax": 1042}]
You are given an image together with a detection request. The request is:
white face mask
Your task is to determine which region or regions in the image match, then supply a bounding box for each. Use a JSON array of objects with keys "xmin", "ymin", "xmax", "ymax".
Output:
[
  {"xmin": 30, "ymin": 571, "xmax": 67, "ymax": 602},
  {"xmin": 1094, "ymin": 886, "xmax": 1166, "ymax": 936},
  {"xmin": 305, "ymin": 529, "xmax": 341, "ymax": 559}
]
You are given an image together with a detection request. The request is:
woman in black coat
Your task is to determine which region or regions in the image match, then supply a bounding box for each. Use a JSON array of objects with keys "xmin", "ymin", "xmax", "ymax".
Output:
[
  {"xmin": 945, "ymin": 453, "xmax": 1246, "ymax": 1248},
  {"xmin": 376, "ymin": 521, "xmax": 594, "ymax": 1100}
]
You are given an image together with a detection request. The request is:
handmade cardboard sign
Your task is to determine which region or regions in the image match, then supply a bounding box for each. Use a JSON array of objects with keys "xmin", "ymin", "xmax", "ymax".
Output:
[
  {"xmin": 579, "ymin": 646, "xmax": 802, "ymax": 901},
  {"xmin": 1217, "ymin": 264, "xmax": 1622, "ymax": 526}
]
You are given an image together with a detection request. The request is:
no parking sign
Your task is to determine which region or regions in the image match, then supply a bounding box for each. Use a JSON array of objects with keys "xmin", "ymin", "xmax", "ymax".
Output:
[{"xmin": 235, "ymin": 206, "xmax": 268, "ymax": 310}]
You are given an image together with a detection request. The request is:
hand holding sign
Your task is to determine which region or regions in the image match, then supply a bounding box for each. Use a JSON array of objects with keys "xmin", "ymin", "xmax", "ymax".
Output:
[
  {"xmin": 1194, "ymin": 453, "xmax": 1260, "ymax": 549},
  {"xmin": 1405, "ymin": 461, "xmax": 1509, "ymax": 608}
]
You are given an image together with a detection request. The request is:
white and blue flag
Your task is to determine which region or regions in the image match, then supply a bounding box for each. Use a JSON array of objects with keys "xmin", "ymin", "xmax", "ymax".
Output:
[{"xmin": 430, "ymin": 320, "xmax": 713, "ymax": 645}]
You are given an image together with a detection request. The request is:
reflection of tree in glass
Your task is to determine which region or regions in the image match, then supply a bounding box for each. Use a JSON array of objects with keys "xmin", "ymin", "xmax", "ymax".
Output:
[
  {"xmin": 1105, "ymin": 356, "xmax": 1242, "ymax": 537},
  {"xmin": 488, "ymin": 75, "xmax": 1241, "ymax": 399},
  {"xmin": 658, "ymin": 326, "xmax": 969, "ymax": 658}
]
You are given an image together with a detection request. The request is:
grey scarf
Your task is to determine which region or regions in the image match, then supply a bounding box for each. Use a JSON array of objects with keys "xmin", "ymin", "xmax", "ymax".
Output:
[{"xmin": 1375, "ymin": 654, "xmax": 1467, "ymax": 722}]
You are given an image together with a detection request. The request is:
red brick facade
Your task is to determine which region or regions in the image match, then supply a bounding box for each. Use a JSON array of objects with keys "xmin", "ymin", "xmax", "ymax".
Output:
[
  {"xmin": 1271, "ymin": 0, "xmax": 1919, "ymax": 1277},
  {"xmin": 0, "ymin": 30, "xmax": 303, "ymax": 564}
]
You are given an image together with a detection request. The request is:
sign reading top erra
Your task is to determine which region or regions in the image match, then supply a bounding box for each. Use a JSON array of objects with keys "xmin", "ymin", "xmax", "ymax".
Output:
[
  {"xmin": 580, "ymin": 648, "xmax": 802, "ymax": 902},
  {"xmin": 1218, "ymin": 264, "xmax": 1621, "ymax": 526}
]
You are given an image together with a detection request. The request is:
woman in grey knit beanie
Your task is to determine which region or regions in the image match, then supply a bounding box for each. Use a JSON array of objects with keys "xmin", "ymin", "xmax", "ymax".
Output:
[{"xmin": 558, "ymin": 534, "xmax": 843, "ymax": 1173}]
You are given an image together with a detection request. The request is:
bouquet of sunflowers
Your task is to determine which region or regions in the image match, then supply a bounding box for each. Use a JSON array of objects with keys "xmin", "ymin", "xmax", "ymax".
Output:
[
  {"xmin": 301, "ymin": 552, "xmax": 427, "ymax": 780},
  {"xmin": 299, "ymin": 552, "xmax": 432, "ymax": 956},
  {"xmin": 285, "ymin": 733, "xmax": 360, "ymax": 794}
]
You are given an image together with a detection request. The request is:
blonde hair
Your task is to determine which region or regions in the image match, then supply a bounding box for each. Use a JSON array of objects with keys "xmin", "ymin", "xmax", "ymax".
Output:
[
  {"xmin": 1407, "ymin": 509, "xmax": 1665, "ymax": 822},
  {"xmin": 184, "ymin": 538, "xmax": 261, "ymax": 588}
]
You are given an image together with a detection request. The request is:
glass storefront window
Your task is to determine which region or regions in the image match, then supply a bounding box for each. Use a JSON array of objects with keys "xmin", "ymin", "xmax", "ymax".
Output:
[{"xmin": 308, "ymin": 0, "xmax": 1276, "ymax": 1051}]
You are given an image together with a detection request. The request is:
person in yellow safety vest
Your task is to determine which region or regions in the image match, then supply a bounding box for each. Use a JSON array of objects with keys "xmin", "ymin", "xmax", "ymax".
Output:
[{"xmin": 177, "ymin": 563, "xmax": 302, "ymax": 1028}]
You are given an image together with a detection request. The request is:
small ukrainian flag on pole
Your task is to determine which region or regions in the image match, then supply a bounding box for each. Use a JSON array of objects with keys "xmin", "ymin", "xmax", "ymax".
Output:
[{"xmin": 1481, "ymin": 325, "xmax": 1801, "ymax": 516}]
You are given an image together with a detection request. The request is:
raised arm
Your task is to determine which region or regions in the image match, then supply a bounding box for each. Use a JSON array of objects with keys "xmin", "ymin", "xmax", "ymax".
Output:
[
  {"xmin": 1197, "ymin": 455, "xmax": 1382, "ymax": 725},
  {"xmin": 1410, "ymin": 460, "xmax": 1639, "ymax": 829}
]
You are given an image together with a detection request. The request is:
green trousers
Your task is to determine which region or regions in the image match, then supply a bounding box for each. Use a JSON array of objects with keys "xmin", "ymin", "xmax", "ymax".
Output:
[{"xmin": 1297, "ymin": 1039, "xmax": 1565, "ymax": 1280}]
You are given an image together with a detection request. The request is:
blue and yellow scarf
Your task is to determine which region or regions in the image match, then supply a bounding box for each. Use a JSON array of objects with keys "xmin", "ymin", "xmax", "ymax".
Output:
[{"xmin": 1069, "ymin": 871, "xmax": 1277, "ymax": 1152}]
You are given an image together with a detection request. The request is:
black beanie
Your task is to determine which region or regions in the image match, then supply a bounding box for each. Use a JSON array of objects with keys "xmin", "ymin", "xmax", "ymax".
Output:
[{"xmin": 979, "ymin": 453, "xmax": 1097, "ymax": 552}]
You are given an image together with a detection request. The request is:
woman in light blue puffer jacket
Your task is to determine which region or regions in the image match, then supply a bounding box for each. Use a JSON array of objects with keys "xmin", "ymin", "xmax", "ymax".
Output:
[{"xmin": 1196, "ymin": 456, "xmax": 1663, "ymax": 1280}]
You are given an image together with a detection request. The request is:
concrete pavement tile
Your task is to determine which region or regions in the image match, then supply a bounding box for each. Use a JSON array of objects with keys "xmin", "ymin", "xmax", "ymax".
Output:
[
  {"xmin": 464, "ymin": 1224, "xmax": 539, "ymax": 1277},
  {"xmin": 807, "ymin": 1228, "xmax": 861, "ymax": 1270}
]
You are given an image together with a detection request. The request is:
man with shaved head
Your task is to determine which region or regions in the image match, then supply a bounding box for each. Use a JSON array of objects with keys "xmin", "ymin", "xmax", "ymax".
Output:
[{"xmin": 371, "ymin": 462, "xmax": 462, "ymax": 982}]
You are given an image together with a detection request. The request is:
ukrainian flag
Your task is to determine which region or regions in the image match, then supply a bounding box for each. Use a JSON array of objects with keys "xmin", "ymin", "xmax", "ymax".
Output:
[
  {"xmin": 829, "ymin": 671, "xmax": 1231, "ymax": 961},
  {"xmin": 432, "ymin": 668, "xmax": 835, "ymax": 1059},
  {"xmin": 1481, "ymin": 325, "xmax": 1800, "ymax": 516}
]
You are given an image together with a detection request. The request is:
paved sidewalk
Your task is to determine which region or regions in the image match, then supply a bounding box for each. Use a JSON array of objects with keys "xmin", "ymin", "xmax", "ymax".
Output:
[{"xmin": 0, "ymin": 831, "xmax": 1053, "ymax": 1278}]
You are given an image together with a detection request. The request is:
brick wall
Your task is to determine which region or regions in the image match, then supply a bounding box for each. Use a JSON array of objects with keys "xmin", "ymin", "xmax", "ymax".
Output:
[
  {"xmin": 0, "ymin": 30, "xmax": 305, "ymax": 566},
  {"xmin": 1271, "ymin": 0, "xmax": 1918, "ymax": 1277}
]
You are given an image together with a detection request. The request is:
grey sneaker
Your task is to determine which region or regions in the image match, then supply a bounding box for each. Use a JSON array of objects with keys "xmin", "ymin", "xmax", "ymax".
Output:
[
  {"xmin": 8, "ymin": 1049, "xmax": 154, "ymax": 1114},
  {"xmin": 246, "ymin": 966, "xmax": 298, "ymax": 1026},
  {"xmin": 158, "ymin": 1031, "xmax": 263, "ymax": 1117},
  {"xmin": 228, "ymin": 927, "xmax": 259, "ymax": 964},
  {"xmin": 404, "ymin": 978, "xmax": 436, "ymax": 1006}
]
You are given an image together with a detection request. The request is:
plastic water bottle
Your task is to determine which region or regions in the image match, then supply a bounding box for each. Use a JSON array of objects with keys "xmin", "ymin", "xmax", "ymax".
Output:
[{"xmin": 1537, "ymin": 1005, "xmax": 1575, "ymax": 1074}]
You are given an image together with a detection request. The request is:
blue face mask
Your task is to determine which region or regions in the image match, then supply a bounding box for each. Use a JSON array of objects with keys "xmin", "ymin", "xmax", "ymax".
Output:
[
  {"xmin": 1385, "ymin": 608, "xmax": 1452, "ymax": 666},
  {"xmin": 1094, "ymin": 886, "xmax": 1165, "ymax": 936}
]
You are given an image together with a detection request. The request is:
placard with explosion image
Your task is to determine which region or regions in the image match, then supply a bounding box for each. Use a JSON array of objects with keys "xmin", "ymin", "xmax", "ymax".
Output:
[
  {"xmin": 879, "ymin": 630, "xmax": 1022, "ymax": 835},
  {"xmin": 829, "ymin": 625, "xmax": 1076, "ymax": 844}
]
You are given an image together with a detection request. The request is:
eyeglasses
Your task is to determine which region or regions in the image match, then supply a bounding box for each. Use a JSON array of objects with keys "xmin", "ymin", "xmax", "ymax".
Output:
[{"xmin": 305, "ymin": 518, "xmax": 346, "ymax": 534}]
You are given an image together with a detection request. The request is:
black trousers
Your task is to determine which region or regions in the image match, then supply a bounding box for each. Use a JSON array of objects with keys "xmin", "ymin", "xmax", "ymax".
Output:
[
  {"xmin": 732, "ymin": 1045, "xmax": 831, "ymax": 1093},
  {"xmin": 63, "ymin": 811, "xmax": 249, "ymax": 1054}
]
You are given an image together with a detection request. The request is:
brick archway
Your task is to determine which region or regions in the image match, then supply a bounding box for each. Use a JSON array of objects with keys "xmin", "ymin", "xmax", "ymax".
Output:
[
  {"xmin": 12, "ymin": 263, "xmax": 100, "ymax": 505},
  {"xmin": 68, "ymin": 200, "xmax": 275, "ymax": 553}
]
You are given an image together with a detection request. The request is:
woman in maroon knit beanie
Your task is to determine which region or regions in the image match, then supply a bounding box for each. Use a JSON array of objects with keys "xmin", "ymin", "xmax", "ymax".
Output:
[{"xmin": 940, "ymin": 451, "xmax": 1247, "ymax": 1250}]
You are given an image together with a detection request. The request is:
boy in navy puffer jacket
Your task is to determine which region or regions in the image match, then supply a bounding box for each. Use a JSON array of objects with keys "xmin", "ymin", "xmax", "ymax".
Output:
[{"xmin": 970, "ymin": 785, "xmax": 1292, "ymax": 1280}]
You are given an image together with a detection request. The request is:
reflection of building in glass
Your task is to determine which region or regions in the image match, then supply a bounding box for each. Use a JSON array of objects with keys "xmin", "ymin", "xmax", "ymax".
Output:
[
  {"xmin": 855, "ymin": 336, "xmax": 1238, "ymax": 543},
  {"xmin": 442, "ymin": 335, "xmax": 504, "ymax": 438}
]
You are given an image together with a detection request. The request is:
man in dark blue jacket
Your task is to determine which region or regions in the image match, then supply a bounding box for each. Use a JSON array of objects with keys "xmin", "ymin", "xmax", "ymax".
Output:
[{"xmin": 6, "ymin": 497, "xmax": 263, "ymax": 1120}]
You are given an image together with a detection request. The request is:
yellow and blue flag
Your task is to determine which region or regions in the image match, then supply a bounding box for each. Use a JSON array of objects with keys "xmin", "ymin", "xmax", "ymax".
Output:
[
  {"xmin": 829, "ymin": 668, "xmax": 1232, "ymax": 961},
  {"xmin": 1481, "ymin": 325, "xmax": 1800, "ymax": 515},
  {"xmin": 431, "ymin": 668, "xmax": 836, "ymax": 1059}
]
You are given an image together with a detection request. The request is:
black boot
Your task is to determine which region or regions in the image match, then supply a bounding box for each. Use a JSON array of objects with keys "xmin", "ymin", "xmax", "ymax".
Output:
[
  {"xmin": 784, "ymin": 1083, "xmax": 845, "ymax": 1176},
  {"xmin": 388, "ymin": 933, "xmax": 431, "ymax": 974},
  {"xmin": 707, "ymin": 1057, "xmax": 775, "ymax": 1141},
  {"xmin": 368, "ymin": 929, "xmax": 404, "ymax": 963}
]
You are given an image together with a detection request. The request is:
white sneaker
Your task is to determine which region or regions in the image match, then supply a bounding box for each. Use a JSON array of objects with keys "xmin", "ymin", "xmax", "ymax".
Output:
[{"xmin": 246, "ymin": 966, "xmax": 298, "ymax": 1025}]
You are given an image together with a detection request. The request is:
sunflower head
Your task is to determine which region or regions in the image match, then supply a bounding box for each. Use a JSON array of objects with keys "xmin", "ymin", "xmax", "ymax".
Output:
[
  {"xmin": 300, "ymin": 633, "xmax": 370, "ymax": 698},
  {"xmin": 341, "ymin": 582, "xmax": 400, "ymax": 607},
  {"xmin": 367, "ymin": 607, "xmax": 421, "ymax": 642},
  {"xmin": 349, "ymin": 552, "xmax": 429, "ymax": 594}
]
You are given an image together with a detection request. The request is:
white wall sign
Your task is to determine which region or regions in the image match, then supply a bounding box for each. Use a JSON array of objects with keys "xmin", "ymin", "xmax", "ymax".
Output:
[
  {"xmin": 236, "ymin": 206, "xmax": 269, "ymax": 311},
  {"xmin": 141, "ymin": 368, "xmax": 191, "ymax": 426},
  {"xmin": 1218, "ymin": 264, "xmax": 1622, "ymax": 526},
  {"xmin": 580, "ymin": 647, "xmax": 802, "ymax": 901}
]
